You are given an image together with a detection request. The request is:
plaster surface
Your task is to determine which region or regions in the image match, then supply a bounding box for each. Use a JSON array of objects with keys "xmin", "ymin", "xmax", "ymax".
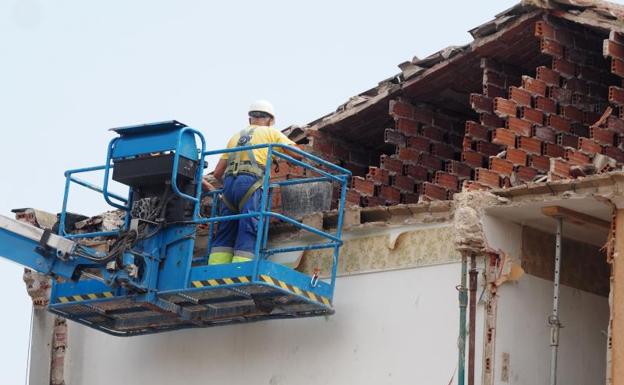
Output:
[
  {"xmin": 494, "ymin": 274, "xmax": 609, "ymax": 385},
  {"xmin": 60, "ymin": 264, "xmax": 463, "ymax": 385}
]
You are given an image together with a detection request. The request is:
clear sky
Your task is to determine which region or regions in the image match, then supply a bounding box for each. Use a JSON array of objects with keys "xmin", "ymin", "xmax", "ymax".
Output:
[{"xmin": 3, "ymin": 0, "xmax": 618, "ymax": 383}]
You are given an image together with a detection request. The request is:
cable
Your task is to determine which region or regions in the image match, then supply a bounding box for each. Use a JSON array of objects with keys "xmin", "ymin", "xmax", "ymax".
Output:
[
  {"xmin": 71, "ymin": 186, "xmax": 179, "ymax": 269},
  {"xmin": 72, "ymin": 229, "xmax": 137, "ymax": 263},
  {"xmin": 138, "ymin": 224, "xmax": 162, "ymax": 241},
  {"xmin": 136, "ymin": 187, "xmax": 172, "ymax": 241}
]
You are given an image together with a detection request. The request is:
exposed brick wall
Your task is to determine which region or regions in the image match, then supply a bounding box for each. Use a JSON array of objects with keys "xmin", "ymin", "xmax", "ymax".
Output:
[
  {"xmin": 464, "ymin": 18, "xmax": 624, "ymax": 185},
  {"xmin": 297, "ymin": 18, "xmax": 624, "ymax": 207},
  {"xmin": 359, "ymin": 101, "xmax": 467, "ymax": 203},
  {"xmin": 301, "ymin": 99, "xmax": 469, "ymax": 205},
  {"xmin": 285, "ymin": 128, "xmax": 385, "ymax": 208}
]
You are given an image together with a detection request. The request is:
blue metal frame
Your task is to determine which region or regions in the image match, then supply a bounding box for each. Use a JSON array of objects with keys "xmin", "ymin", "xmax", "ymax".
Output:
[{"xmin": 46, "ymin": 121, "xmax": 351, "ymax": 336}]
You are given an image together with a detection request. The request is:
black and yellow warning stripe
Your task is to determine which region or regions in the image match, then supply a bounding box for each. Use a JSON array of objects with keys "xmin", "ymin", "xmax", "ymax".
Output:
[
  {"xmin": 191, "ymin": 276, "xmax": 252, "ymax": 288},
  {"xmin": 260, "ymin": 274, "xmax": 331, "ymax": 307},
  {"xmin": 58, "ymin": 291, "xmax": 114, "ymax": 304}
]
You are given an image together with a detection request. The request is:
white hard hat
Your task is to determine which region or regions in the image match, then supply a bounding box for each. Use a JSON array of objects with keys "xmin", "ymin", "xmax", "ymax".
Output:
[{"xmin": 249, "ymin": 100, "xmax": 275, "ymax": 118}]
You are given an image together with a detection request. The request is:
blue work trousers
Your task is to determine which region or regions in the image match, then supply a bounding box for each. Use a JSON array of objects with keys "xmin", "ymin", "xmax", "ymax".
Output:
[{"xmin": 212, "ymin": 174, "xmax": 262, "ymax": 259}]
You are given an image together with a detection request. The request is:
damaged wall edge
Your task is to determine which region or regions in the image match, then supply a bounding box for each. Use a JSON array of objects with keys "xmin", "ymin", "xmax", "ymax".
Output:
[
  {"xmin": 462, "ymin": 170, "xmax": 624, "ymax": 385},
  {"xmin": 19, "ymin": 171, "xmax": 624, "ymax": 385},
  {"xmin": 16, "ymin": 210, "xmax": 68, "ymax": 385}
]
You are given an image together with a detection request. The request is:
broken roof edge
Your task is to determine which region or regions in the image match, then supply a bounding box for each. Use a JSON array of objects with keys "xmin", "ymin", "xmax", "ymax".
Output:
[
  {"xmin": 480, "ymin": 171, "xmax": 620, "ymax": 248},
  {"xmin": 491, "ymin": 170, "xmax": 624, "ymax": 204},
  {"xmin": 291, "ymin": 0, "xmax": 624, "ymax": 138},
  {"xmin": 523, "ymin": 0, "xmax": 624, "ymax": 33},
  {"xmin": 288, "ymin": 80, "xmax": 400, "ymax": 140},
  {"xmin": 295, "ymin": 8, "xmax": 540, "ymax": 135},
  {"xmin": 399, "ymin": 9, "xmax": 542, "ymax": 92}
]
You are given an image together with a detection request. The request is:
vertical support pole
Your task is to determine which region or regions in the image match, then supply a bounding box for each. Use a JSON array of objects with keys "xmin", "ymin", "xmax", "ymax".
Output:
[
  {"xmin": 330, "ymin": 175, "xmax": 348, "ymax": 292},
  {"xmin": 203, "ymin": 191, "xmax": 220, "ymax": 263},
  {"xmin": 261, "ymin": 188, "xmax": 273, "ymax": 251},
  {"xmin": 191, "ymin": 131, "xmax": 207, "ymax": 221},
  {"xmin": 123, "ymin": 189, "xmax": 133, "ymax": 230},
  {"xmin": 58, "ymin": 174, "xmax": 72, "ymax": 236},
  {"xmin": 468, "ymin": 253, "xmax": 478, "ymax": 385},
  {"xmin": 252, "ymin": 145, "xmax": 273, "ymax": 280},
  {"xmin": 458, "ymin": 254, "xmax": 468, "ymax": 385},
  {"xmin": 549, "ymin": 217, "xmax": 563, "ymax": 385},
  {"xmin": 612, "ymin": 209, "xmax": 624, "ymax": 383},
  {"xmin": 102, "ymin": 138, "xmax": 127, "ymax": 211}
]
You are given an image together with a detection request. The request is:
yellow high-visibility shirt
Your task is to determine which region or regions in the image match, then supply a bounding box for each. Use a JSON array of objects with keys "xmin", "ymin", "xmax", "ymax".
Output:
[{"xmin": 221, "ymin": 125, "xmax": 296, "ymax": 166}]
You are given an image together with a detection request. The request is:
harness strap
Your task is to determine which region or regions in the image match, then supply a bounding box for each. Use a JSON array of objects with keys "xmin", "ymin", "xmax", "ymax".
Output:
[
  {"xmin": 224, "ymin": 163, "xmax": 264, "ymax": 178},
  {"xmin": 221, "ymin": 126, "xmax": 267, "ymax": 213},
  {"xmin": 220, "ymin": 179, "xmax": 264, "ymax": 214},
  {"xmin": 220, "ymin": 194, "xmax": 239, "ymax": 213},
  {"xmin": 238, "ymin": 179, "xmax": 264, "ymax": 211},
  {"xmin": 226, "ymin": 127, "xmax": 265, "ymax": 177}
]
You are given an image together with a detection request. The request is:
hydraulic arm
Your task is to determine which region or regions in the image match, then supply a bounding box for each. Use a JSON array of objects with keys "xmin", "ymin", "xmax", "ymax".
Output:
[{"xmin": 0, "ymin": 214, "xmax": 95, "ymax": 280}]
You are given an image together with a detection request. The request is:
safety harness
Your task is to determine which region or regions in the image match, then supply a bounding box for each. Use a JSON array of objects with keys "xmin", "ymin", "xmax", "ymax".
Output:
[{"xmin": 221, "ymin": 127, "xmax": 265, "ymax": 213}]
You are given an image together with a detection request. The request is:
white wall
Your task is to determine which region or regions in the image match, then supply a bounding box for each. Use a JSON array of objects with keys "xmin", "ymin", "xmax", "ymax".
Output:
[
  {"xmin": 27, "ymin": 309, "xmax": 55, "ymax": 384},
  {"xmin": 483, "ymin": 215, "xmax": 609, "ymax": 385},
  {"xmin": 52, "ymin": 263, "xmax": 463, "ymax": 385},
  {"xmin": 479, "ymin": 214, "xmax": 524, "ymax": 384},
  {"xmin": 482, "ymin": 215, "xmax": 523, "ymax": 260},
  {"xmin": 494, "ymin": 275, "xmax": 608, "ymax": 385}
]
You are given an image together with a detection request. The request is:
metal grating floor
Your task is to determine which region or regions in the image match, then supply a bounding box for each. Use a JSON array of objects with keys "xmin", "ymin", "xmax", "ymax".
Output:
[{"xmin": 49, "ymin": 284, "xmax": 333, "ymax": 336}]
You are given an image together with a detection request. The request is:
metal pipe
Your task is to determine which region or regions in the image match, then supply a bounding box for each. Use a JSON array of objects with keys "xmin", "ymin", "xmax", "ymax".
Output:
[
  {"xmin": 273, "ymin": 151, "xmax": 344, "ymax": 183},
  {"xmin": 252, "ymin": 145, "xmax": 274, "ymax": 281},
  {"xmin": 170, "ymin": 127, "xmax": 206, "ymax": 205},
  {"xmin": 195, "ymin": 212, "xmax": 260, "ymax": 224},
  {"xmin": 468, "ymin": 253, "xmax": 477, "ymax": 385},
  {"xmin": 58, "ymin": 175, "xmax": 72, "ymax": 236},
  {"xmin": 458, "ymin": 255, "xmax": 468, "ymax": 385},
  {"xmin": 549, "ymin": 217, "xmax": 563, "ymax": 385},
  {"xmin": 271, "ymin": 176, "xmax": 331, "ymax": 187},
  {"xmin": 267, "ymin": 212, "xmax": 342, "ymax": 242},
  {"xmin": 331, "ymin": 175, "xmax": 349, "ymax": 291},
  {"xmin": 65, "ymin": 230, "xmax": 121, "ymax": 239},
  {"xmin": 261, "ymin": 188, "xmax": 273, "ymax": 253},
  {"xmin": 102, "ymin": 137, "xmax": 128, "ymax": 211},
  {"xmin": 274, "ymin": 143, "xmax": 352, "ymax": 175},
  {"xmin": 202, "ymin": 192, "xmax": 220, "ymax": 262},
  {"xmin": 266, "ymin": 241, "xmax": 339, "ymax": 255},
  {"xmin": 69, "ymin": 176, "xmax": 127, "ymax": 203},
  {"xmin": 203, "ymin": 143, "xmax": 352, "ymax": 175},
  {"xmin": 187, "ymin": 128, "xmax": 207, "ymax": 220},
  {"xmin": 64, "ymin": 164, "xmax": 108, "ymax": 175}
]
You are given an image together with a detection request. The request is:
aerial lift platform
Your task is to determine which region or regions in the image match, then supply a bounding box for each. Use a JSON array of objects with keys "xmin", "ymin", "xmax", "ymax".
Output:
[{"xmin": 0, "ymin": 121, "xmax": 350, "ymax": 336}]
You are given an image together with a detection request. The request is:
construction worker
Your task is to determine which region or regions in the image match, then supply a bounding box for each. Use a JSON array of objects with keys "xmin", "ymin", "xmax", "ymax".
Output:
[{"xmin": 204, "ymin": 100, "xmax": 300, "ymax": 265}]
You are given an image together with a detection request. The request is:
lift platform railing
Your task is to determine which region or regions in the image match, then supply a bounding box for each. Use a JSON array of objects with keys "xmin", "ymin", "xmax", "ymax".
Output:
[
  {"xmin": 58, "ymin": 164, "xmax": 131, "ymax": 239},
  {"xmin": 199, "ymin": 143, "xmax": 351, "ymax": 290},
  {"xmin": 57, "ymin": 137, "xmax": 350, "ymax": 298}
]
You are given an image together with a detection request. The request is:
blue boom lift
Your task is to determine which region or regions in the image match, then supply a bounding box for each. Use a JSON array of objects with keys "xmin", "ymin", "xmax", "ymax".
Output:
[{"xmin": 0, "ymin": 121, "xmax": 350, "ymax": 336}]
